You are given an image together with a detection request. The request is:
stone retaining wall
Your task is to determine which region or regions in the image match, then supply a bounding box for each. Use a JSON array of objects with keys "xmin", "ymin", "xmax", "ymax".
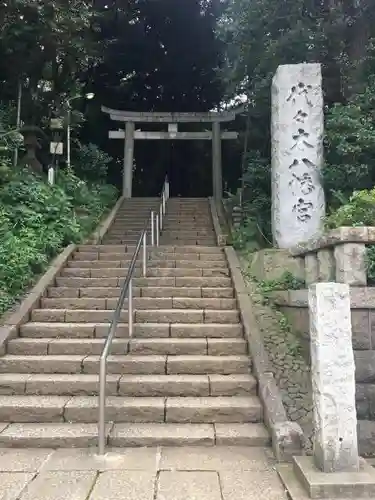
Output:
[
  {"xmin": 290, "ymin": 226, "xmax": 375, "ymax": 286},
  {"xmin": 271, "ymin": 287, "xmax": 375, "ymax": 457}
]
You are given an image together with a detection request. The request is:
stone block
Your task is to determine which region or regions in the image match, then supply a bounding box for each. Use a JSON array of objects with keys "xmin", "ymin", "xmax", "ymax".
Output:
[
  {"xmin": 334, "ymin": 243, "xmax": 367, "ymax": 285},
  {"xmin": 308, "ymin": 282, "xmax": 359, "ymax": 472},
  {"xmin": 317, "ymin": 248, "xmax": 335, "ymax": 281},
  {"xmin": 249, "ymin": 249, "xmax": 304, "ymax": 282},
  {"xmin": 304, "ymin": 253, "xmax": 318, "ymax": 285},
  {"xmin": 271, "ymin": 63, "xmax": 325, "ymax": 248}
]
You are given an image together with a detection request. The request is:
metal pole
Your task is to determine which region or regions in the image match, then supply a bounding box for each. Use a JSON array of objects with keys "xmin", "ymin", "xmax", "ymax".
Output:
[
  {"xmin": 159, "ymin": 204, "xmax": 163, "ymax": 231},
  {"xmin": 142, "ymin": 232, "xmax": 147, "ymax": 277},
  {"xmin": 151, "ymin": 211, "xmax": 155, "ymax": 246},
  {"xmin": 67, "ymin": 106, "xmax": 71, "ymax": 168},
  {"xmin": 128, "ymin": 278, "xmax": 133, "ymax": 337},
  {"xmin": 156, "ymin": 214, "xmax": 159, "ymax": 247},
  {"xmin": 162, "ymin": 192, "xmax": 166, "ymax": 215},
  {"xmin": 98, "ymin": 358, "xmax": 107, "ymax": 455},
  {"xmin": 13, "ymin": 80, "xmax": 22, "ymax": 168}
]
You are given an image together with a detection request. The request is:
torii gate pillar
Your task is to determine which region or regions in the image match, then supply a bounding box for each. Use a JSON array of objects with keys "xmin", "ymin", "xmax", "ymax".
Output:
[
  {"xmin": 212, "ymin": 121, "xmax": 222, "ymax": 201},
  {"xmin": 123, "ymin": 121, "xmax": 135, "ymax": 198}
]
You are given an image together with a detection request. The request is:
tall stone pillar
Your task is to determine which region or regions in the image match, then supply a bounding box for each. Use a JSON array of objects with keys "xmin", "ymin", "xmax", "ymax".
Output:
[
  {"xmin": 271, "ymin": 63, "xmax": 325, "ymax": 248},
  {"xmin": 212, "ymin": 121, "xmax": 222, "ymax": 201},
  {"xmin": 309, "ymin": 283, "xmax": 359, "ymax": 473},
  {"xmin": 123, "ymin": 121, "xmax": 135, "ymax": 198}
]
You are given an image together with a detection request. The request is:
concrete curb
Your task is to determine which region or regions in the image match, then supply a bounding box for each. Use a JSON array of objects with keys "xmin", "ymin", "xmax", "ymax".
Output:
[
  {"xmin": 0, "ymin": 244, "xmax": 77, "ymax": 352},
  {"xmin": 87, "ymin": 196, "xmax": 125, "ymax": 244},
  {"xmin": 224, "ymin": 246, "xmax": 304, "ymax": 462},
  {"xmin": 209, "ymin": 197, "xmax": 227, "ymax": 247}
]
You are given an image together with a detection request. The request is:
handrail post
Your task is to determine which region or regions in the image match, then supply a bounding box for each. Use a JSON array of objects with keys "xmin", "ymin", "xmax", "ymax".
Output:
[
  {"xmin": 159, "ymin": 204, "xmax": 163, "ymax": 231},
  {"xmin": 128, "ymin": 278, "xmax": 133, "ymax": 337},
  {"xmin": 98, "ymin": 357, "xmax": 107, "ymax": 455},
  {"xmin": 142, "ymin": 232, "xmax": 147, "ymax": 277},
  {"xmin": 156, "ymin": 214, "xmax": 159, "ymax": 247},
  {"xmin": 151, "ymin": 211, "xmax": 155, "ymax": 246}
]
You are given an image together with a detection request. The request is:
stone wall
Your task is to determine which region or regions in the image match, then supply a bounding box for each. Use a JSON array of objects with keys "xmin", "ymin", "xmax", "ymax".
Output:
[
  {"xmin": 272, "ymin": 287, "xmax": 375, "ymax": 457},
  {"xmin": 239, "ymin": 257, "xmax": 314, "ymax": 453},
  {"xmin": 291, "ymin": 226, "xmax": 375, "ymax": 286}
]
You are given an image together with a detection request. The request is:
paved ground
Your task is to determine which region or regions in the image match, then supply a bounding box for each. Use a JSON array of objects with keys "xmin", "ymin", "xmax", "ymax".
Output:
[{"xmin": 0, "ymin": 446, "xmax": 288, "ymax": 500}]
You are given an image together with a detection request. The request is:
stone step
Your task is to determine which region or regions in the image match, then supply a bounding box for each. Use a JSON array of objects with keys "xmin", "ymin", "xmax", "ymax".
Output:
[
  {"xmin": 48, "ymin": 286, "xmax": 234, "ymax": 299},
  {"xmin": 31, "ymin": 309, "xmax": 240, "ymax": 324},
  {"xmin": 61, "ymin": 267, "xmax": 229, "ymax": 278},
  {"xmin": 0, "ymin": 395, "xmax": 262, "ymax": 423},
  {"xmin": 20, "ymin": 322, "xmax": 243, "ymax": 339},
  {"xmin": 72, "ymin": 252, "xmax": 225, "ymax": 262},
  {"xmin": 78, "ymin": 245, "xmax": 222, "ymax": 254},
  {"xmin": 55, "ymin": 276, "xmax": 233, "ymax": 288},
  {"xmin": 7, "ymin": 337, "xmax": 247, "ymax": 356},
  {"xmin": 0, "ymin": 354, "xmax": 250, "ymax": 375},
  {"xmin": 160, "ymin": 240, "xmax": 217, "ymax": 246},
  {"xmin": 0, "ymin": 373, "xmax": 255, "ymax": 397},
  {"xmin": 0, "ymin": 422, "xmax": 270, "ymax": 448},
  {"xmin": 40, "ymin": 297, "xmax": 237, "ymax": 311},
  {"xmin": 67, "ymin": 259, "xmax": 228, "ymax": 269}
]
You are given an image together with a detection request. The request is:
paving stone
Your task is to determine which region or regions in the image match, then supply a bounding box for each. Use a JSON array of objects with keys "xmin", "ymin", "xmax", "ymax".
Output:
[
  {"xmin": 219, "ymin": 470, "xmax": 288, "ymax": 500},
  {"xmin": 25, "ymin": 374, "xmax": 120, "ymax": 396},
  {"xmin": 0, "ymin": 472, "xmax": 34, "ymax": 500},
  {"xmin": 159, "ymin": 446, "xmax": 275, "ymax": 471},
  {"xmin": 83, "ymin": 355, "xmax": 166, "ymax": 375},
  {"xmin": 19, "ymin": 471, "xmax": 97, "ymax": 500},
  {"xmin": 0, "ymin": 373, "xmax": 29, "ymax": 394},
  {"xmin": 64, "ymin": 396, "xmax": 165, "ymax": 422},
  {"xmin": 43, "ymin": 447, "xmax": 159, "ymax": 471},
  {"xmin": 110, "ymin": 423, "xmax": 214, "ymax": 447},
  {"xmin": 167, "ymin": 355, "xmax": 250, "ymax": 375},
  {"xmin": 89, "ymin": 471, "xmax": 155, "ymax": 500},
  {"xmin": 118, "ymin": 375, "xmax": 209, "ymax": 397},
  {"xmin": 208, "ymin": 374, "xmax": 256, "ymax": 396},
  {"xmin": 0, "ymin": 448, "xmax": 53, "ymax": 471},
  {"xmin": 170, "ymin": 324, "xmax": 243, "ymax": 338},
  {"xmin": 165, "ymin": 396, "xmax": 262, "ymax": 423},
  {"xmin": 128, "ymin": 338, "xmax": 207, "ymax": 355},
  {"xmin": 0, "ymin": 396, "xmax": 70, "ymax": 422},
  {"xmin": 0, "ymin": 423, "xmax": 113, "ymax": 448},
  {"xmin": 207, "ymin": 339, "xmax": 247, "ymax": 356},
  {"xmin": 214, "ymin": 424, "xmax": 270, "ymax": 446},
  {"xmin": 0, "ymin": 355, "xmax": 84, "ymax": 374},
  {"xmin": 157, "ymin": 471, "xmax": 222, "ymax": 500}
]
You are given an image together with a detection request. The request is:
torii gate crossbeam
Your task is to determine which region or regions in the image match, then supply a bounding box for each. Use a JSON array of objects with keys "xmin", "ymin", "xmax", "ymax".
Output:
[{"xmin": 102, "ymin": 106, "xmax": 243, "ymax": 200}]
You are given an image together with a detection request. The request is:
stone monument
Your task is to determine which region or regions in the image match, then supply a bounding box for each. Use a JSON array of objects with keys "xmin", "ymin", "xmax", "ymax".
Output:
[
  {"xmin": 309, "ymin": 283, "xmax": 359, "ymax": 473},
  {"xmin": 277, "ymin": 282, "xmax": 375, "ymax": 499},
  {"xmin": 271, "ymin": 63, "xmax": 325, "ymax": 249}
]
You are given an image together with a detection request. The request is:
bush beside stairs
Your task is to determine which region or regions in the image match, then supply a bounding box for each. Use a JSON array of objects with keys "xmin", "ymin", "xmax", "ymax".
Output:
[{"xmin": 0, "ymin": 197, "xmax": 271, "ymax": 448}]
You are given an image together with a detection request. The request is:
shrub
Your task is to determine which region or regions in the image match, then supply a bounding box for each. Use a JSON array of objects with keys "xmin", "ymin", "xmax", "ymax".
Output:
[{"xmin": 0, "ymin": 168, "xmax": 118, "ymax": 316}]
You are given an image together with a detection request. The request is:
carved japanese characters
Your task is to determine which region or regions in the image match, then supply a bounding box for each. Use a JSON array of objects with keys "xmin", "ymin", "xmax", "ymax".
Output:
[{"xmin": 271, "ymin": 63, "xmax": 326, "ymax": 248}]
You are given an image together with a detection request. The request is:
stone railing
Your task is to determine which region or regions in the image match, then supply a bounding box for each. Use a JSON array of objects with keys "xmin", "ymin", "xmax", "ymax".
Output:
[{"xmin": 290, "ymin": 227, "xmax": 375, "ymax": 286}]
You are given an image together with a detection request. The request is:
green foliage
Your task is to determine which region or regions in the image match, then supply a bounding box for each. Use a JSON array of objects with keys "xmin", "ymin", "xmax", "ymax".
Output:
[
  {"xmin": 324, "ymin": 188, "xmax": 375, "ymax": 229},
  {"xmin": 73, "ymin": 143, "xmax": 112, "ymax": 183},
  {"xmin": 257, "ymin": 272, "xmax": 305, "ymax": 303},
  {"xmin": 0, "ymin": 168, "xmax": 117, "ymax": 316},
  {"xmin": 366, "ymin": 246, "xmax": 375, "ymax": 285}
]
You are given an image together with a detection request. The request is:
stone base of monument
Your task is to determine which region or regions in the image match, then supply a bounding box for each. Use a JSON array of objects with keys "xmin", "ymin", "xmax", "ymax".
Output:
[{"xmin": 277, "ymin": 456, "xmax": 375, "ymax": 499}]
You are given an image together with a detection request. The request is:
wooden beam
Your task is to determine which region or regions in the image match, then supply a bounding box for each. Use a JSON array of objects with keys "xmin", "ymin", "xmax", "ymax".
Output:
[
  {"xmin": 102, "ymin": 105, "xmax": 245, "ymax": 123},
  {"xmin": 108, "ymin": 130, "xmax": 238, "ymax": 140}
]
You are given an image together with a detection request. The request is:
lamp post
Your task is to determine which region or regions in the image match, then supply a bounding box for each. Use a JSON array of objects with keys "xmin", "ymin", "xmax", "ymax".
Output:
[{"xmin": 66, "ymin": 92, "xmax": 94, "ymax": 168}]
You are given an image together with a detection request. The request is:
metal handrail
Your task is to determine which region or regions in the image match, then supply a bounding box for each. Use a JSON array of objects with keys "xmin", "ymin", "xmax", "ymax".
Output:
[{"xmin": 98, "ymin": 176, "xmax": 169, "ymax": 454}]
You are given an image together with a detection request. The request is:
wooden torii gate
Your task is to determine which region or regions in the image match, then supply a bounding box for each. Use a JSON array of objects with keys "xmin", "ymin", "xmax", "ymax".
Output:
[{"xmin": 101, "ymin": 106, "xmax": 243, "ymax": 200}]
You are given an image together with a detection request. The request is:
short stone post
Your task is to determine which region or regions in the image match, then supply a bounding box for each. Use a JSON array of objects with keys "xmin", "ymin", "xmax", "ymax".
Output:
[
  {"xmin": 271, "ymin": 63, "xmax": 326, "ymax": 249},
  {"xmin": 308, "ymin": 282, "xmax": 359, "ymax": 473}
]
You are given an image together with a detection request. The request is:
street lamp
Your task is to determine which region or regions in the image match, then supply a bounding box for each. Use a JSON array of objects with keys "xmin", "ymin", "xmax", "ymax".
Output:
[{"xmin": 66, "ymin": 92, "xmax": 94, "ymax": 168}]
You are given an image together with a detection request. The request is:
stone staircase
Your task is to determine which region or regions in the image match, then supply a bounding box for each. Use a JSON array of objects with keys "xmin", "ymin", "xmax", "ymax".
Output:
[{"xmin": 0, "ymin": 197, "xmax": 270, "ymax": 448}]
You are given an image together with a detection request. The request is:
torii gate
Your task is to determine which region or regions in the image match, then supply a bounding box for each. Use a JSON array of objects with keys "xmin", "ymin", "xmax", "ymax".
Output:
[{"xmin": 101, "ymin": 106, "xmax": 243, "ymax": 201}]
